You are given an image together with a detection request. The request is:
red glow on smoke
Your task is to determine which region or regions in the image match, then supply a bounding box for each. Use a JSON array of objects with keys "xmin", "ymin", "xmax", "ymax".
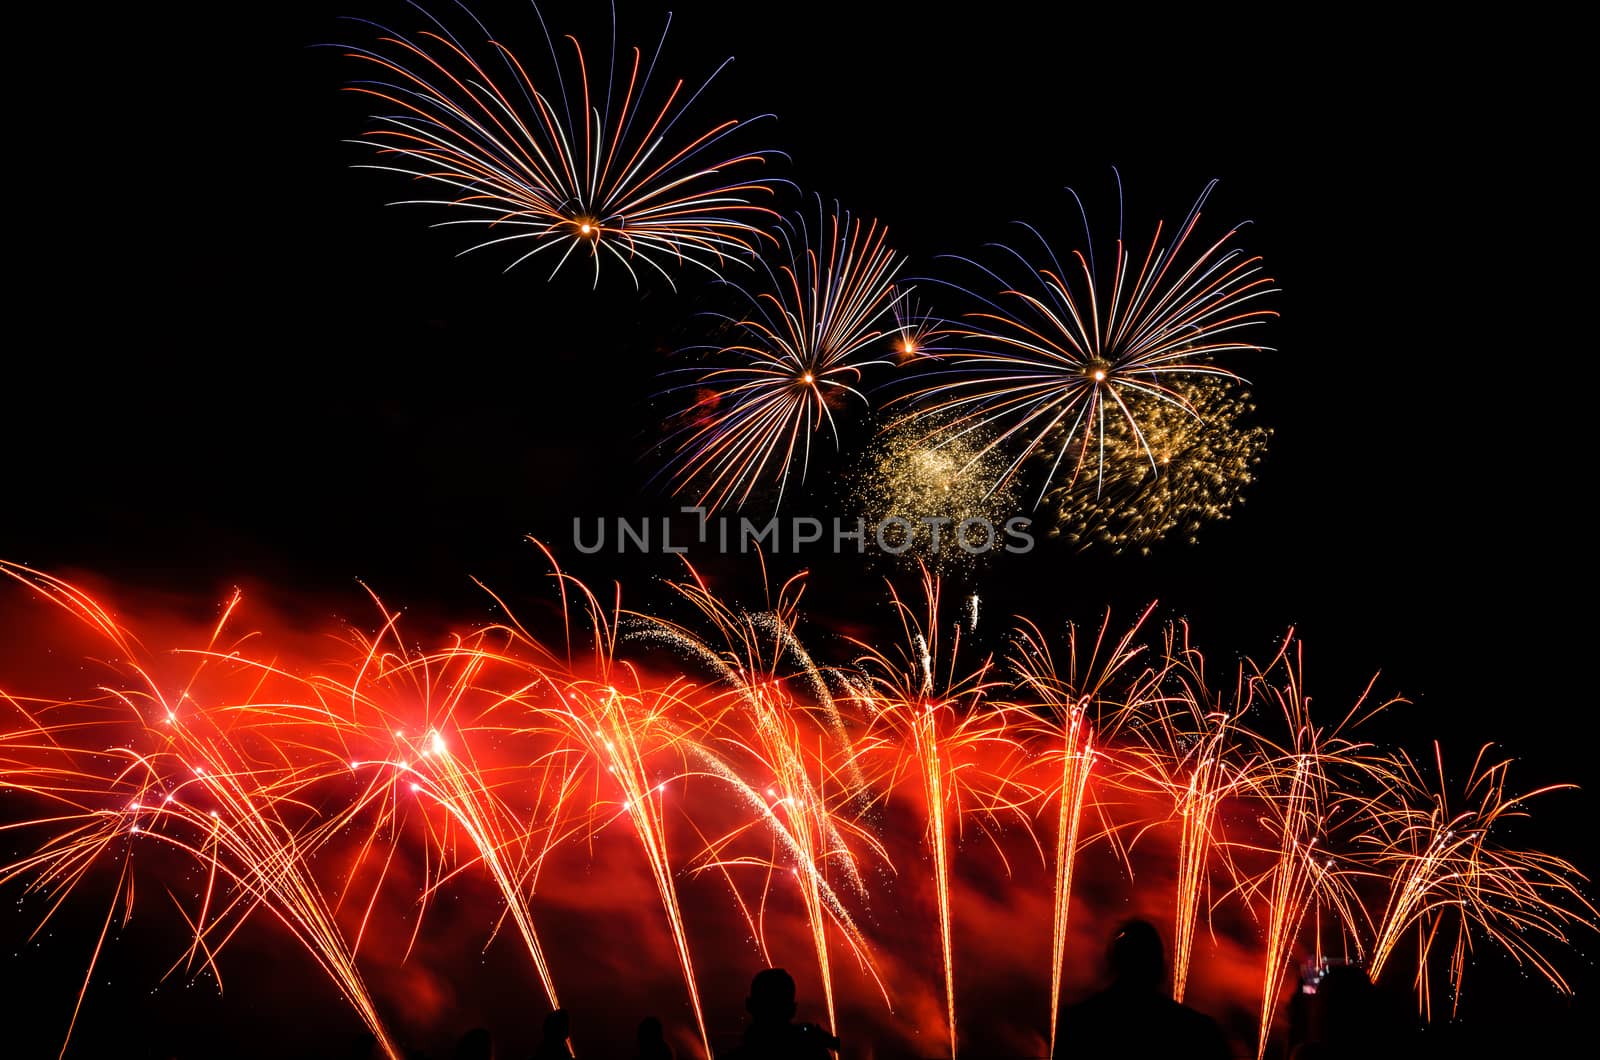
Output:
[{"xmin": 0, "ymin": 569, "xmax": 1289, "ymax": 1059}]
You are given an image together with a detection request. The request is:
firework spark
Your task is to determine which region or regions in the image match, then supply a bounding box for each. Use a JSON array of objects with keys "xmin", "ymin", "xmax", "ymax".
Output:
[
  {"xmin": 1044, "ymin": 377, "xmax": 1270, "ymax": 553},
  {"xmin": 850, "ymin": 413, "xmax": 1020, "ymax": 564},
  {"xmin": 1122, "ymin": 623, "xmax": 1266, "ymax": 1003},
  {"xmin": 1231, "ymin": 637, "xmax": 1396, "ymax": 1059},
  {"xmin": 292, "ymin": 601, "xmax": 580, "ymax": 1014},
  {"xmin": 889, "ymin": 292, "xmax": 952, "ymax": 362},
  {"xmin": 496, "ymin": 565, "xmax": 718, "ymax": 1057},
  {"xmin": 628, "ymin": 567, "xmax": 886, "ymax": 1033}
]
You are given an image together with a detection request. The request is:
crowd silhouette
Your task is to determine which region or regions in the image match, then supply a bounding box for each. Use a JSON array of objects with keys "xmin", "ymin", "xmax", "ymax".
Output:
[
  {"xmin": 531, "ymin": 1010, "xmax": 572, "ymax": 1060},
  {"xmin": 635, "ymin": 1016, "xmax": 674, "ymax": 1060},
  {"xmin": 213, "ymin": 921, "xmax": 1412, "ymax": 1058},
  {"xmin": 720, "ymin": 967, "xmax": 841, "ymax": 1060},
  {"xmin": 1053, "ymin": 918, "xmax": 1230, "ymax": 1059},
  {"xmin": 1285, "ymin": 961, "xmax": 1404, "ymax": 1060}
]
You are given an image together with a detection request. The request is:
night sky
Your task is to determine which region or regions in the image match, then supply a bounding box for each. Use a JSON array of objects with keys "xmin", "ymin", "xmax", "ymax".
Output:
[{"xmin": 5, "ymin": 3, "xmax": 1593, "ymax": 1057}]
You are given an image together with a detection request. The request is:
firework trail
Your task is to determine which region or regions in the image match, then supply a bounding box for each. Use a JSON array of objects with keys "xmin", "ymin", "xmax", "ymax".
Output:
[
  {"xmin": 1363, "ymin": 742, "xmax": 1597, "ymax": 1018},
  {"xmin": 285, "ymin": 596, "xmax": 584, "ymax": 1014},
  {"xmin": 626, "ymin": 565, "xmax": 885, "ymax": 1033},
  {"xmin": 1231, "ymin": 636, "xmax": 1397, "ymax": 1059},
  {"xmin": 890, "ymin": 177, "xmax": 1276, "ymax": 506},
  {"xmin": 489, "ymin": 556, "xmax": 718, "ymax": 1057},
  {"xmin": 845, "ymin": 569, "xmax": 1037, "ymax": 1060},
  {"xmin": 1008, "ymin": 604, "xmax": 1158, "ymax": 1056},
  {"xmin": 4, "ymin": 555, "xmax": 1597, "ymax": 1057},
  {"xmin": 0, "ymin": 562, "xmax": 403, "ymax": 1060},
  {"xmin": 660, "ymin": 200, "xmax": 905, "ymax": 510},
  {"xmin": 1122, "ymin": 622, "xmax": 1266, "ymax": 1003},
  {"xmin": 536, "ymin": 673, "xmax": 709, "ymax": 1049},
  {"xmin": 344, "ymin": 3, "xmax": 777, "ymax": 288}
]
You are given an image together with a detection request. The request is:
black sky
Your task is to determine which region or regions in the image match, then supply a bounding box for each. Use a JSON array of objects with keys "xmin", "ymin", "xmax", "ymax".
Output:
[
  {"xmin": 5, "ymin": 2, "xmax": 1594, "ymax": 1053},
  {"xmin": 11, "ymin": 1, "xmax": 1589, "ymax": 772}
]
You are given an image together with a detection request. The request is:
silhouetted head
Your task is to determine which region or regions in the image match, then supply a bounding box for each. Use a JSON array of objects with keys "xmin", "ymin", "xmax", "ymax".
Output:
[
  {"xmin": 348, "ymin": 1031, "xmax": 379, "ymax": 1059},
  {"xmin": 455, "ymin": 1027, "xmax": 493, "ymax": 1060},
  {"xmin": 746, "ymin": 967, "xmax": 798, "ymax": 1025},
  {"xmin": 542, "ymin": 1009, "xmax": 571, "ymax": 1042},
  {"xmin": 1311, "ymin": 964, "xmax": 1377, "ymax": 1044},
  {"xmin": 1107, "ymin": 919, "xmax": 1165, "ymax": 991},
  {"xmin": 637, "ymin": 1016, "xmax": 666, "ymax": 1047}
]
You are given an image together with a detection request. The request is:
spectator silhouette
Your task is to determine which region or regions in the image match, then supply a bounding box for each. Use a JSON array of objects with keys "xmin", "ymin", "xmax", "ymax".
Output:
[
  {"xmin": 532, "ymin": 1009, "xmax": 572, "ymax": 1060},
  {"xmin": 1054, "ymin": 919, "xmax": 1231, "ymax": 1060},
  {"xmin": 720, "ymin": 968, "xmax": 839, "ymax": 1059},
  {"xmin": 636, "ymin": 1016, "xmax": 674, "ymax": 1060},
  {"xmin": 456, "ymin": 1027, "xmax": 493, "ymax": 1060},
  {"xmin": 1291, "ymin": 964, "xmax": 1398, "ymax": 1060}
]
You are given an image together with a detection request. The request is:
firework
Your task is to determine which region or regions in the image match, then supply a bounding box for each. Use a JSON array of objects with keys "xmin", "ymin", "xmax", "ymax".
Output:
[
  {"xmin": 4, "ymin": 557, "xmax": 1596, "ymax": 1058},
  {"xmin": 1363, "ymin": 743, "xmax": 1597, "ymax": 1018},
  {"xmin": 1043, "ymin": 377, "xmax": 1270, "ymax": 552},
  {"xmin": 1232, "ymin": 637, "xmax": 1396, "ymax": 1059},
  {"xmin": 659, "ymin": 201, "xmax": 905, "ymax": 510},
  {"xmin": 495, "ymin": 565, "xmax": 720, "ymax": 1057},
  {"xmin": 628, "ymin": 567, "xmax": 886, "ymax": 1034},
  {"xmin": 344, "ymin": 4, "xmax": 777, "ymax": 287},
  {"xmin": 1122, "ymin": 623, "xmax": 1266, "ymax": 1003},
  {"xmin": 1007, "ymin": 604, "xmax": 1158, "ymax": 1056},
  {"xmin": 850, "ymin": 412, "xmax": 1020, "ymax": 564},
  {"xmin": 889, "ymin": 292, "xmax": 953, "ymax": 362},
  {"xmin": 294, "ymin": 600, "xmax": 580, "ymax": 1014},
  {"xmin": 0, "ymin": 562, "xmax": 403, "ymax": 1060},
  {"xmin": 844, "ymin": 570, "xmax": 1037, "ymax": 1060},
  {"xmin": 891, "ymin": 179, "xmax": 1276, "ymax": 506}
]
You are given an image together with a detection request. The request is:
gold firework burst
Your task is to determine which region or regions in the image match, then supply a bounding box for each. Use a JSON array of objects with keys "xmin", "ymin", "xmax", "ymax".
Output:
[
  {"xmin": 1045, "ymin": 377, "xmax": 1269, "ymax": 552},
  {"xmin": 852, "ymin": 417, "xmax": 1021, "ymax": 562}
]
